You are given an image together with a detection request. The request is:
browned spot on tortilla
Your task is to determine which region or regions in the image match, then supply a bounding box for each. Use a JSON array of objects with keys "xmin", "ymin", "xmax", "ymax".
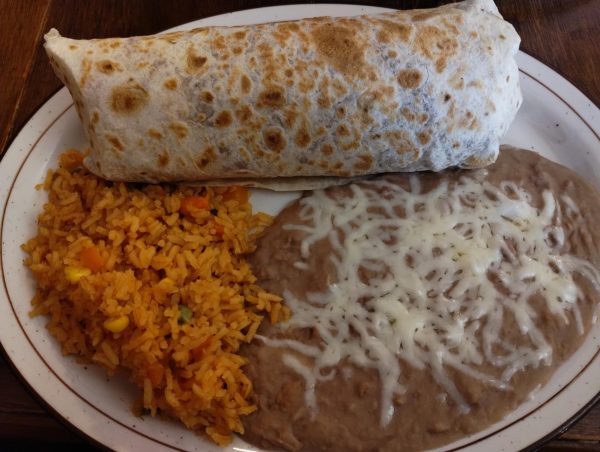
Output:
[
  {"xmin": 284, "ymin": 69, "xmax": 294, "ymax": 78},
  {"xmin": 294, "ymin": 126, "xmax": 311, "ymax": 148},
  {"xmin": 159, "ymin": 31, "xmax": 184, "ymax": 44},
  {"xmin": 386, "ymin": 130, "xmax": 417, "ymax": 158},
  {"xmin": 328, "ymin": 80, "xmax": 345, "ymax": 97},
  {"xmin": 106, "ymin": 134, "xmax": 123, "ymax": 152},
  {"xmin": 317, "ymin": 83, "xmax": 331, "ymax": 109},
  {"xmin": 235, "ymin": 105, "xmax": 253, "ymax": 123},
  {"xmin": 263, "ymin": 128, "xmax": 286, "ymax": 153},
  {"xmin": 419, "ymin": 113, "xmax": 429, "ymax": 123},
  {"xmin": 91, "ymin": 111, "xmax": 99, "ymax": 125},
  {"xmin": 148, "ymin": 128, "xmax": 163, "ymax": 140},
  {"xmin": 354, "ymin": 154, "xmax": 373, "ymax": 171},
  {"xmin": 463, "ymin": 154, "xmax": 493, "ymax": 168},
  {"xmin": 157, "ymin": 152, "xmax": 169, "ymax": 167},
  {"xmin": 80, "ymin": 58, "xmax": 92, "ymax": 87},
  {"xmin": 201, "ymin": 91, "xmax": 214, "ymax": 103},
  {"xmin": 186, "ymin": 47, "xmax": 207, "ymax": 73},
  {"xmin": 459, "ymin": 111, "xmax": 479, "ymax": 131},
  {"xmin": 272, "ymin": 29, "xmax": 292, "ymax": 47},
  {"xmin": 397, "ymin": 69, "xmax": 423, "ymax": 89},
  {"xmin": 280, "ymin": 22, "xmax": 300, "ymax": 32},
  {"xmin": 241, "ymin": 75, "xmax": 252, "ymax": 94},
  {"xmin": 234, "ymin": 30, "xmax": 247, "ymax": 40},
  {"xmin": 388, "ymin": 50, "xmax": 398, "ymax": 59},
  {"xmin": 168, "ymin": 122, "xmax": 188, "ymax": 139},
  {"xmin": 196, "ymin": 146, "xmax": 216, "ymax": 168},
  {"xmin": 311, "ymin": 24, "xmax": 365, "ymax": 78},
  {"xmin": 412, "ymin": 11, "xmax": 438, "ymax": 21},
  {"xmin": 96, "ymin": 60, "xmax": 118, "ymax": 74},
  {"xmin": 298, "ymin": 77, "xmax": 315, "ymax": 94},
  {"xmin": 109, "ymin": 40, "xmax": 121, "ymax": 48},
  {"xmin": 435, "ymin": 58, "xmax": 447, "ymax": 73},
  {"xmin": 321, "ymin": 143, "xmax": 334, "ymax": 156},
  {"xmin": 450, "ymin": 70, "xmax": 465, "ymax": 90},
  {"xmin": 212, "ymin": 34, "xmax": 226, "ymax": 50},
  {"xmin": 437, "ymin": 17, "xmax": 458, "ymax": 36},
  {"xmin": 110, "ymin": 83, "xmax": 148, "ymax": 115},
  {"xmin": 380, "ymin": 20, "xmax": 412, "ymax": 43},
  {"xmin": 467, "ymin": 80, "xmax": 483, "ymax": 89},
  {"xmin": 401, "ymin": 107, "xmax": 416, "ymax": 122},
  {"xmin": 163, "ymin": 78, "xmax": 178, "ymax": 90},
  {"xmin": 500, "ymin": 33, "xmax": 506, "ymax": 40},
  {"xmin": 215, "ymin": 111, "xmax": 233, "ymax": 128},
  {"xmin": 233, "ymin": 47, "xmax": 243, "ymax": 55},
  {"xmin": 336, "ymin": 106, "xmax": 346, "ymax": 118},
  {"xmin": 417, "ymin": 130, "xmax": 431, "ymax": 145},
  {"xmin": 258, "ymin": 87, "xmax": 285, "ymax": 108},
  {"xmin": 197, "ymin": 113, "xmax": 207, "ymax": 123},
  {"xmin": 336, "ymin": 124, "xmax": 350, "ymax": 136},
  {"xmin": 377, "ymin": 30, "xmax": 392, "ymax": 44},
  {"xmin": 444, "ymin": 93, "xmax": 452, "ymax": 102},
  {"xmin": 69, "ymin": 44, "xmax": 78, "ymax": 50},
  {"xmin": 239, "ymin": 148, "xmax": 251, "ymax": 162},
  {"xmin": 283, "ymin": 109, "xmax": 298, "ymax": 128},
  {"xmin": 368, "ymin": 71, "xmax": 379, "ymax": 82},
  {"xmin": 318, "ymin": 160, "xmax": 330, "ymax": 170},
  {"xmin": 414, "ymin": 25, "xmax": 459, "ymax": 64}
]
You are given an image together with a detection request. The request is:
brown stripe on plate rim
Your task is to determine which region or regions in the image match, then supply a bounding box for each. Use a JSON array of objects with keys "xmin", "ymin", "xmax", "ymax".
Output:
[{"xmin": 1, "ymin": 67, "xmax": 600, "ymax": 451}]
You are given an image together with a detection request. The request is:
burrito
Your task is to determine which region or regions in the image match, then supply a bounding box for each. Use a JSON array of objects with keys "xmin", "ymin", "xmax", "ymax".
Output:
[{"xmin": 44, "ymin": 0, "xmax": 521, "ymax": 186}]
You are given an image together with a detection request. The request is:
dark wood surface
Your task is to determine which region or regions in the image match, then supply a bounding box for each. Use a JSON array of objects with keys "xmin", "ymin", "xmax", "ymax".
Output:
[{"xmin": 0, "ymin": 0, "xmax": 599, "ymax": 450}]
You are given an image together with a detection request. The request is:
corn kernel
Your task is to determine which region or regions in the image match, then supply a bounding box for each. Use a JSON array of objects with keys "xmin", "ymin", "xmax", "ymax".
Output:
[
  {"xmin": 103, "ymin": 315, "xmax": 130, "ymax": 333},
  {"xmin": 157, "ymin": 277, "xmax": 177, "ymax": 293},
  {"xmin": 64, "ymin": 266, "xmax": 91, "ymax": 283}
]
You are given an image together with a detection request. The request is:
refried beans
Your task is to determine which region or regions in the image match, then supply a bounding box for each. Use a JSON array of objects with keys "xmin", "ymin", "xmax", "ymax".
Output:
[{"xmin": 241, "ymin": 147, "xmax": 600, "ymax": 451}]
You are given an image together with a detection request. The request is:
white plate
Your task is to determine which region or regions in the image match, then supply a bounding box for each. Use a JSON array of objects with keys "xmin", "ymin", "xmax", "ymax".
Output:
[{"xmin": 1, "ymin": 4, "xmax": 599, "ymax": 452}]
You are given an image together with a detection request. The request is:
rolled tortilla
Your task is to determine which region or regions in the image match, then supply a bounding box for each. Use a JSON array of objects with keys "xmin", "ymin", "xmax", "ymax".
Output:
[{"xmin": 44, "ymin": 0, "xmax": 521, "ymax": 186}]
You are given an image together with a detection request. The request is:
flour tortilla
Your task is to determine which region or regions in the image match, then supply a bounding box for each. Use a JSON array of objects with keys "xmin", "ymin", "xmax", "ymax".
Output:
[{"xmin": 44, "ymin": 0, "xmax": 521, "ymax": 189}]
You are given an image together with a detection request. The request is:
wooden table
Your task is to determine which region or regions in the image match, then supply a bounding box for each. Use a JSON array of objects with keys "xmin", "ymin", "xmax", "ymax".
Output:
[{"xmin": 1, "ymin": 1, "xmax": 599, "ymax": 450}]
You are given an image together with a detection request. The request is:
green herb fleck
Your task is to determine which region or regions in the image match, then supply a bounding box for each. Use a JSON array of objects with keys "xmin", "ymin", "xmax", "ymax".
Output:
[{"xmin": 178, "ymin": 305, "xmax": 193, "ymax": 324}]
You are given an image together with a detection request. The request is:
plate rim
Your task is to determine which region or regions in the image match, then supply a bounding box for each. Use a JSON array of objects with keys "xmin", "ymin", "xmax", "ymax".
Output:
[{"xmin": 1, "ymin": 4, "xmax": 600, "ymax": 451}]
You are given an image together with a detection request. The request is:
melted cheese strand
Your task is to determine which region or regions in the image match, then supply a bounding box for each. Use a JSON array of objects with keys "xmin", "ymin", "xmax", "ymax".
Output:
[{"xmin": 264, "ymin": 175, "xmax": 600, "ymax": 426}]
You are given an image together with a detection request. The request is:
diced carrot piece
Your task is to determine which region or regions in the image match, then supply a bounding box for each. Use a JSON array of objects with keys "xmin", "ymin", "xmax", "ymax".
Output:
[
  {"xmin": 180, "ymin": 196, "xmax": 210, "ymax": 216},
  {"xmin": 213, "ymin": 222, "xmax": 225, "ymax": 236},
  {"xmin": 222, "ymin": 186, "xmax": 249, "ymax": 204},
  {"xmin": 191, "ymin": 339, "xmax": 212, "ymax": 361},
  {"xmin": 80, "ymin": 246, "xmax": 104, "ymax": 272},
  {"xmin": 146, "ymin": 362, "xmax": 164, "ymax": 386}
]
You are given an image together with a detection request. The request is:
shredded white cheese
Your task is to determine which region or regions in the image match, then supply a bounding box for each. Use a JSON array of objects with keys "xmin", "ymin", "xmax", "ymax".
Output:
[{"xmin": 258, "ymin": 174, "xmax": 600, "ymax": 426}]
